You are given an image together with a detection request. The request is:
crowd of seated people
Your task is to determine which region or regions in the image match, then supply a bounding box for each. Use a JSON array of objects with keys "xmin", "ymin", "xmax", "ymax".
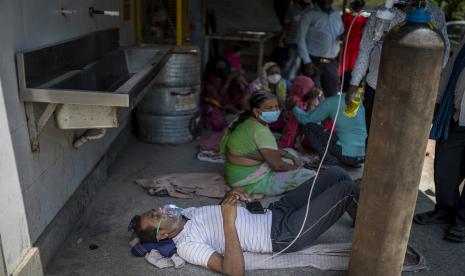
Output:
[{"xmin": 130, "ymin": 0, "xmax": 440, "ymax": 274}]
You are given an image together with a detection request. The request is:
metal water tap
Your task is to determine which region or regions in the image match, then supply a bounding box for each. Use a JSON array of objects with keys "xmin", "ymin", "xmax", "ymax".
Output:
[{"xmin": 88, "ymin": 7, "xmax": 120, "ymax": 17}]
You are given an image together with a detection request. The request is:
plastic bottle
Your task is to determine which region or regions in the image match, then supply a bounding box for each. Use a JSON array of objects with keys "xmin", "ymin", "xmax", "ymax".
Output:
[
  {"xmin": 373, "ymin": 7, "xmax": 395, "ymax": 42},
  {"xmin": 344, "ymin": 87, "xmax": 364, "ymax": 117}
]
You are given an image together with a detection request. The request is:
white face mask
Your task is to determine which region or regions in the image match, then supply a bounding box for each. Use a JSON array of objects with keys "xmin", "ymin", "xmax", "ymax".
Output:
[{"xmin": 267, "ymin": 74, "xmax": 282, "ymax": 85}]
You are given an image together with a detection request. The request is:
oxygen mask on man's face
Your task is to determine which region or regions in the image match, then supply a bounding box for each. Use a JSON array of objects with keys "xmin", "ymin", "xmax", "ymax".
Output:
[{"xmin": 160, "ymin": 204, "xmax": 183, "ymax": 219}]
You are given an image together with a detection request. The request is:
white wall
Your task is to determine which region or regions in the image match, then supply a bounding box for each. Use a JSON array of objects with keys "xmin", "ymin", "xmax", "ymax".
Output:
[{"xmin": 0, "ymin": 0, "xmax": 134, "ymax": 274}]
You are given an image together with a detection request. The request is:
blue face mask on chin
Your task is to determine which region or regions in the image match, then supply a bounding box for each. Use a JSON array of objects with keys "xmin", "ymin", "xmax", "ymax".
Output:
[{"xmin": 259, "ymin": 111, "xmax": 281, "ymax": 124}]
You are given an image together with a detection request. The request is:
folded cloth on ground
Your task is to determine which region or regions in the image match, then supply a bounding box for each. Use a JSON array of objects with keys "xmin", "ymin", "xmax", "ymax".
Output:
[
  {"xmin": 129, "ymin": 237, "xmax": 176, "ymax": 257},
  {"xmin": 145, "ymin": 250, "xmax": 185, "ymax": 269},
  {"xmin": 243, "ymin": 243, "xmax": 426, "ymax": 272},
  {"xmin": 135, "ymin": 173, "xmax": 229, "ymax": 199},
  {"xmin": 197, "ymin": 150, "xmax": 224, "ymax": 164}
]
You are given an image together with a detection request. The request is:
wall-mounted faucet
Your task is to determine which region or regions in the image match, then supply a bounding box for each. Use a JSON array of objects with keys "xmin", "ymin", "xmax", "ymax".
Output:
[
  {"xmin": 89, "ymin": 7, "xmax": 120, "ymax": 17},
  {"xmin": 60, "ymin": 8, "xmax": 77, "ymax": 16}
]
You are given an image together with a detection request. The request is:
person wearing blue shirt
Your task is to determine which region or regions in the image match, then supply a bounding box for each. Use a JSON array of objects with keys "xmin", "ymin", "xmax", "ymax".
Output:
[
  {"xmin": 297, "ymin": 0, "xmax": 344, "ymax": 98},
  {"xmin": 292, "ymin": 93, "xmax": 367, "ymax": 167}
]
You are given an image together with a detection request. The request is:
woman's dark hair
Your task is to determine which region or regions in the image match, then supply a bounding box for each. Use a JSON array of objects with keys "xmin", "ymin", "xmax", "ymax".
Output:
[
  {"xmin": 232, "ymin": 44, "xmax": 243, "ymax": 53},
  {"xmin": 204, "ymin": 57, "xmax": 230, "ymax": 81},
  {"xmin": 227, "ymin": 90, "xmax": 277, "ymax": 133},
  {"xmin": 349, "ymin": 0, "xmax": 365, "ymax": 11}
]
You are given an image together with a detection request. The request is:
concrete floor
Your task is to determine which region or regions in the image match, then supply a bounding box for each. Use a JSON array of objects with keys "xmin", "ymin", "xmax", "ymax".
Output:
[{"xmin": 46, "ymin": 135, "xmax": 465, "ymax": 276}]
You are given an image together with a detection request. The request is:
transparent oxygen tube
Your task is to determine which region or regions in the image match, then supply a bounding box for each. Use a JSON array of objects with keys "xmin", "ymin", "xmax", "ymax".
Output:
[{"xmin": 373, "ymin": 0, "xmax": 396, "ymax": 41}]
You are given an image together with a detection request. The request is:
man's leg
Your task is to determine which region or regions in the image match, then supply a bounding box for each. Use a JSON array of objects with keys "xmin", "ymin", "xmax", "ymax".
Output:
[
  {"xmin": 440, "ymin": 127, "xmax": 465, "ymax": 241},
  {"xmin": 283, "ymin": 45, "xmax": 298, "ymax": 80},
  {"xmin": 320, "ymin": 60, "xmax": 340, "ymax": 98},
  {"xmin": 414, "ymin": 128, "xmax": 465, "ymax": 225},
  {"xmin": 309, "ymin": 58, "xmax": 323, "ymax": 90},
  {"xmin": 435, "ymin": 130, "xmax": 465, "ymax": 211},
  {"xmin": 270, "ymin": 166, "xmax": 352, "ymax": 211},
  {"xmin": 453, "ymin": 132, "xmax": 465, "ymax": 223},
  {"xmin": 272, "ymin": 179, "xmax": 359, "ymax": 252},
  {"xmin": 363, "ymin": 84, "xmax": 375, "ymax": 134},
  {"xmin": 328, "ymin": 144, "xmax": 363, "ymax": 168},
  {"xmin": 303, "ymin": 123, "xmax": 338, "ymax": 165}
]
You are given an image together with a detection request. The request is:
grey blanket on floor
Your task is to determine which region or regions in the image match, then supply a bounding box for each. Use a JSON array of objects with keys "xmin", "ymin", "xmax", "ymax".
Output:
[{"xmin": 243, "ymin": 243, "xmax": 426, "ymax": 272}]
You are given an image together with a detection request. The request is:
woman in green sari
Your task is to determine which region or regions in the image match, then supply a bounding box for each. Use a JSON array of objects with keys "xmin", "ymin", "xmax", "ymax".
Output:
[{"xmin": 221, "ymin": 91, "xmax": 316, "ymax": 196}]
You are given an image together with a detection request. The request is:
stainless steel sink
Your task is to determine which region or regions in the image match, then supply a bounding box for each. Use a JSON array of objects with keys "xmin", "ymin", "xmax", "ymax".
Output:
[
  {"xmin": 48, "ymin": 48, "xmax": 159, "ymax": 93},
  {"xmin": 16, "ymin": 28, "xmax": 175, "ymax": 137},
  {"xmin": 16, "ymin": 29, "xmax": 172, "ymax": 108}
]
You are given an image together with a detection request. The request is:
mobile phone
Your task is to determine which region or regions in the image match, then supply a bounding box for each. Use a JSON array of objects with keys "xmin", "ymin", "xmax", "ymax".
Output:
[{"xmin": 246, "ymin": 201, "xmax": 266, "ymax": 214}]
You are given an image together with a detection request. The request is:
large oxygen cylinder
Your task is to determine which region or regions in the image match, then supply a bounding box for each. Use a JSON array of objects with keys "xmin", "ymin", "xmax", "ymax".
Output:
[{"xmin": 349, "ymin": 9, "xmax": 445, "ymax": 276}]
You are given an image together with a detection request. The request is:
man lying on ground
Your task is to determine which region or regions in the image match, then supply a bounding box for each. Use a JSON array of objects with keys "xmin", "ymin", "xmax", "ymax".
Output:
[{"xmin": 135, "ymin": 166, "xmax": 359, "ymax": 275}]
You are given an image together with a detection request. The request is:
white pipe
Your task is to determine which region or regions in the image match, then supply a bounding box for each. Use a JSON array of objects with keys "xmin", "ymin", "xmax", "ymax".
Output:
[
  {"xmin": 103, "ymin": 11, "xmax": 120, "ymax": 16},
  {"xmin": 73, "ymin": 128, "xmax": 107, "ymax": 149}
]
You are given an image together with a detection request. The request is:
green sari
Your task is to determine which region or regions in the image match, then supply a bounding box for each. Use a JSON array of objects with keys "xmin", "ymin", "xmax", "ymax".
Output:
[{"xmin": 221, "ymin": 118, "xmax": 315, "ymax": 196}]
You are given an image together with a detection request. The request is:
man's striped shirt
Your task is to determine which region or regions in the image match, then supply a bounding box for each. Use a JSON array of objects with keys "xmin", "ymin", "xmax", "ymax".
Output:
[{"xmin": 172, "ymin": 206, "xmax": 273, "ymax": 267}]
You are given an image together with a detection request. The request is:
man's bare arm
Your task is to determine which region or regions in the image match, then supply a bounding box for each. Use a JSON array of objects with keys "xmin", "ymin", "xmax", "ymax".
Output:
[{"xmin": 207, "ymin": 195, "xmax": 245, "ymax": 275}]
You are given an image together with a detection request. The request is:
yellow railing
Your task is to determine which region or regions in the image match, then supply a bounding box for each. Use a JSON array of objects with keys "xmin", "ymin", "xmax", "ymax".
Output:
[{"xmin": 176, "ymin": 0, "xmax": 183, "ymax": 46}]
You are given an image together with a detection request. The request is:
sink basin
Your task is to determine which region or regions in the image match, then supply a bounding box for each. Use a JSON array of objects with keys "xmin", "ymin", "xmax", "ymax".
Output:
[
  {"xmin": 16, "ymin": 29, "xmax": 172, "ymax": 108},
  {"xmin": 49, "ymin": 48, "xmax": 160, "ymax": 92}
]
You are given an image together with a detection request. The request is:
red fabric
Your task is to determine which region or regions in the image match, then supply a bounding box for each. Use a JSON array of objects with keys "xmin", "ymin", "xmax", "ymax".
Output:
[
  {"xmin": 223, "ymin": 45, "xmax": 242, "ymax": 69},
  {"xmin": 339, "ymin": 13, "xmax": 368, "ymax": 75},
  {"xmin": 199, "ymin": 133, "xmax": 224, "ymax": 151},
  {"xmin": 203, "ymin": 75, "xmax": 224, "ymax": 104},
  {"xmin": 288, "ymin": 76, "xmax": 315, "ymax": 109},
  {"xmin": 278, "ymin": 76, "xmax": 315, "ymax": 148},
  {"xmin": 323, "ymin": 120, "xmax": 334, "ymax": 131},
  {"xmin": 202, "ymin": 104, "xmax": 227, "ymax": 131},
  {"xmin": 269, "ymin": 112, "xmax": 286, "ymax": 130},
  {"xmin": 301, "ymin": 135, "xmax": 313, "ymax": 151},
  {"xmin": 225, "ymin": 80, "xmax": 246, "ymax": 109}
]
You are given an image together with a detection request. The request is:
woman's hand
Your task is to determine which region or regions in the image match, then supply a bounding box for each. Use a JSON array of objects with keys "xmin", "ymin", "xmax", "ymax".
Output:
[
  {"xmin": 346, "ymin": 85, "xmax": 358, "ymax": 107},
  {"xmin": 286, "ymin": 98, "xmax": 297, "ymax": 110},
  {"xmin": 291, "ymin": 156, "xmax": 303, "ymax": 168}
]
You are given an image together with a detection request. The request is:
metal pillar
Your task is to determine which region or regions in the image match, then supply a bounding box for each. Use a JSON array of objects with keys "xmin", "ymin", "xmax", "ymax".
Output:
[{"xmin": 348, "ymin": 18, "xmax": 445, "ymax": 276}]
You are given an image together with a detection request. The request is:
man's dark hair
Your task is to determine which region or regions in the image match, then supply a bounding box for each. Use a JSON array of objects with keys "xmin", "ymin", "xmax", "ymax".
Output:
[{"xmin": 130, "ymin": 215, "xmax": 157, "ymax": 242}]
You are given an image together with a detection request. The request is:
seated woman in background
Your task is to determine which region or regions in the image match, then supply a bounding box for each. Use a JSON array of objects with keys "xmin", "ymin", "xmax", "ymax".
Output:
[
  {"xmin": 291, "ymin": 92, "xmax": 367, "ymax": 167},
  {"xmin": 278, "ymin": 75, "xmax": 316, "ymax": 148},
  {"xmin": 223, "ymin": 44, "xmax": 249, "ymax": 99},
  {"xmin": 221, "ymin": 91, "xmax": 316, "ymax": 196},
  {"xmin": 202, "ymin": 57, "xmax": 242, "ymax": 131},
  {"xmin": 247, "ymin": 62, "xmax": 290, "ymax": 130}
]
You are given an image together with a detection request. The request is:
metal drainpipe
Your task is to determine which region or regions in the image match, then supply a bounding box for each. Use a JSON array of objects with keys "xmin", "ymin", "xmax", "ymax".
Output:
[
  {"xmin": 348, "ymin": 9, "xmax": 445, "ymax": 276},
  {"xmin": 73, "ymin": 129, "xmax": 107, "ymax": 149}
]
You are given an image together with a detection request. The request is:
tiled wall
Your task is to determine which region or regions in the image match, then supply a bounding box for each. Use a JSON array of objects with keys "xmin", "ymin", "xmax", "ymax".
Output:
[{"xmin": 0, "ymin": 0, "xmax": 134, "ymax": 273}]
